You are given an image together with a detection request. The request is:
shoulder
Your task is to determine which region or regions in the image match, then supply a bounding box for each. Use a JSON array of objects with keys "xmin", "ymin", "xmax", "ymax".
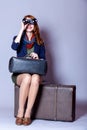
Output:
[{"xmin": 35, "ymin": 41, "xmax": 45, "ymax": 46}]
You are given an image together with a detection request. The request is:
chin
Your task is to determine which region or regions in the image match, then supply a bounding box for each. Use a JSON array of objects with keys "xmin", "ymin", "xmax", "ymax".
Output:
[{"xmin": 26, "ymin": 29, "xmax": 33, "ymax": 32}]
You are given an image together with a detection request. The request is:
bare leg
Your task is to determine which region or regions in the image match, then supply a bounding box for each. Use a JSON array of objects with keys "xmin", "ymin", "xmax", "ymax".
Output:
[
  {"xmin": 24, "ymin": 74, "xmax": 41, "ymax": 118},
  {"xmin": 16, "ymin": 73, "xmax": 32, "ymax": 118}
]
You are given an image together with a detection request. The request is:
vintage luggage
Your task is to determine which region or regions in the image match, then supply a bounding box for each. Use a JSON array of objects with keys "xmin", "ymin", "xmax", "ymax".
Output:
[
  {"xmin": 9, "ymin": 57, "xmax": 47, "ymax": 75},
  {"xmin": 14, "ymin": 83, "xmax": 76, "ymax": 122}
]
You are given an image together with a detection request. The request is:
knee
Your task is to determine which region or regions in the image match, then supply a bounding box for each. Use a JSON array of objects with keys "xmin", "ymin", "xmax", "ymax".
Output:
[
  {"xmin": 22, "ymin": 74, "xmax": 31, "ymax": 85},
  {"xmin": 31, "ymin": 75, "xmax": 41, "ymax": 86}
]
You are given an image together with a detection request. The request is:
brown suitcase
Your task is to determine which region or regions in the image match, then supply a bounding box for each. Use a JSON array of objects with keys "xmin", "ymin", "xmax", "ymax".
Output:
[{"xmin": 14, "ymin": 83, "xmax": 76, "ymax": 122}]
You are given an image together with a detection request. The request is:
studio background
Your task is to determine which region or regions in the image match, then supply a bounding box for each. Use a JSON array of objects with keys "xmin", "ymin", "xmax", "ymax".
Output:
[{"xmin": 0, "ymin": 0, "xmax": 87, "ymax": 109}]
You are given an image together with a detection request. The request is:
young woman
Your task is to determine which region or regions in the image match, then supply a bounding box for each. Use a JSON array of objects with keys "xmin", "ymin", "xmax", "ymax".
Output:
[{"xmin": 11, "ymin": 15, "xmax": 46, "ymax": 125}]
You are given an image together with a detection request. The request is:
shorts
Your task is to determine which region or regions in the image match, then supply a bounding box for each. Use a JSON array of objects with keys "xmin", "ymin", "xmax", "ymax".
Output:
[{"xmin": 11, "ymin": 73, "xmax": 19, "ymax": 84}]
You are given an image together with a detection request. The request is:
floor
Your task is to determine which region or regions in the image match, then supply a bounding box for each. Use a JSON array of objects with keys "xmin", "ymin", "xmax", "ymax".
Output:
[{"xmin": 0, "ymin": 102, "xmax": 87, "ymax": 130}]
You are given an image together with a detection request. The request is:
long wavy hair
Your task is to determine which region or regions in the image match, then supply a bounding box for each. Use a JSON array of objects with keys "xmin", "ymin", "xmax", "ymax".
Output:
[{"xmin": 23, "ymin": 15, "xmax": 43, "ymax": 45}]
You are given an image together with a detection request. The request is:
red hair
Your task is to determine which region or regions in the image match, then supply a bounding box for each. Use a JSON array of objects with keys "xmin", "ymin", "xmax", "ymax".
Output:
[{"xmin": 23, "ymin": 15, "xmax": 43, "ymax": 45}]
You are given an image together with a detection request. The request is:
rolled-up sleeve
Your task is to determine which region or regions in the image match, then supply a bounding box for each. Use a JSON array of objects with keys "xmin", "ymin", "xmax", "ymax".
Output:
[{"xmin": 11, "ymin": 36, "xmax": 20, "ymax": 50}]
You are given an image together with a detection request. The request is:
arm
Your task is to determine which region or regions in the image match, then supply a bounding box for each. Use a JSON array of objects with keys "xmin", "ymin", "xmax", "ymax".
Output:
[
  {"xmin": 14, "ymin": 22, "xmax": 25, "ymax": 43},
  {"xmin": 11, "ymin": 21, "xmax": 27, "ymax": 50},
  {"xmin": 39, "ymin": 43, "xmax": 46, "ymax": 60}
]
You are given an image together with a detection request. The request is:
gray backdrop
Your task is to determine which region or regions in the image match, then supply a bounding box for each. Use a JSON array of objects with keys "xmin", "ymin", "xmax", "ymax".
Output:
[{"xmin": 0, "ymin": 0, "xmax": 87, "ymax": 107}]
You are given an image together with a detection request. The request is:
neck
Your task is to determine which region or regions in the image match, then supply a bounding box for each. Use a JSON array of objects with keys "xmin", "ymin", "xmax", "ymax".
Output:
[{"xmin": 26, "ymin": 32, "xmax": 33, "ymax": 41}]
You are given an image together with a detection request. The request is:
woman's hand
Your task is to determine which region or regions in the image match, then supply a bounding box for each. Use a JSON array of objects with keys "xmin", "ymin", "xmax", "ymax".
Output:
[
  {"xmin": 21, "ymin": 21, "xmax": 28, "ymax": 31},
  {"xmin": 14, "ymin": 22, "xmax": 28, "ymax": 43},
  {"xmin": 30, "ymin": 52, "xmax": 39, "ymax": 59}
]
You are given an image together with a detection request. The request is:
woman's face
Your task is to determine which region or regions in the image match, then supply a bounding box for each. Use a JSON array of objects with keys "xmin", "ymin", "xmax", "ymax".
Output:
[{"xmin": 26, "ymin": 24, "xmax": 34, "ymax": 32}]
